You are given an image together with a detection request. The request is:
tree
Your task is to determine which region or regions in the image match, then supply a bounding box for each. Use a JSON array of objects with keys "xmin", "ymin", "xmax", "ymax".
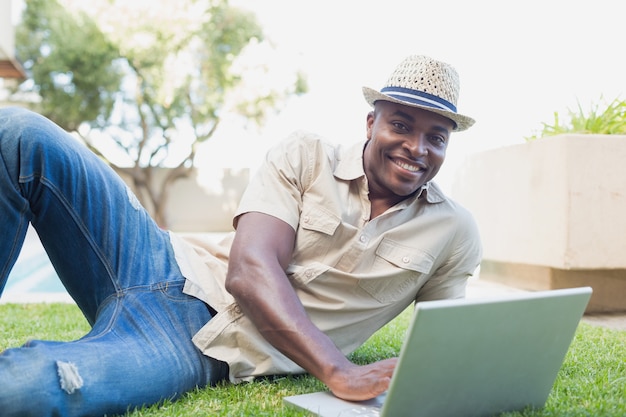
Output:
[{"xmin": 14, "ymin": 0, "xmax": 307, "ymax": 227}]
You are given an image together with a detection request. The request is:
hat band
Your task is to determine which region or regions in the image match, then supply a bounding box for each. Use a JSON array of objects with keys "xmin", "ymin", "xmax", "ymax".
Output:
[{"xmin": 380, "ymin": 86, "xmax": 457, "ymax": 113}]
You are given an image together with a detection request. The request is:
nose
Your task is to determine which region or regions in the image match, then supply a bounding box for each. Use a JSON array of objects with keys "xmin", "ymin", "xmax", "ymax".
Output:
[{"xmin": 404, "ymin": 134, "xmax": 428, "ymax": 158}]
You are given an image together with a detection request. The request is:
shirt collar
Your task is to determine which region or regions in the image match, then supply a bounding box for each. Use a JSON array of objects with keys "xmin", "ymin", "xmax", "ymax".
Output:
[
  {"xmin": 333, "ymin": 140, "xmax": 447, "ymax": 205},
  {"xmin": 333, "ymin": 141, "xmax": 367, "ymax": 181}
]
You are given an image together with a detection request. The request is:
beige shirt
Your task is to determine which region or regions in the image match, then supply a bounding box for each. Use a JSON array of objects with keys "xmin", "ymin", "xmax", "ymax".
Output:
[{"xmin": 170, "ymin": 130, "xmax": 482, "ymax": 383}]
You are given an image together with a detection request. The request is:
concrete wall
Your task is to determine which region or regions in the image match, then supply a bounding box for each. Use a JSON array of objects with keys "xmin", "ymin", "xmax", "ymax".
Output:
[
  {"xmin": 118, "ymin": 167, "xmax": 249, "ymax": 233},
  {"xmin": 0, "ymin": 0, "xmax": 26, "ymax": 79},
  {"xmin": 0, "ymin": 0, "xmax": 15, "ymax": 62},
  {"xmin": 453, "ymin": 134, "xmax": 626, "ymax": 312},
  {"xmin": 453, "ymin": 134, "xmax": 626, "ymax": 269}
]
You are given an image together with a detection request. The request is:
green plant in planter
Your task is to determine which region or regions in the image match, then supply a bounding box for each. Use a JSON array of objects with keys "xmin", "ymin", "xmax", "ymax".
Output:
[{"xmin": 526, "ymin": 96, "xmax": 626, "ymax": 141}]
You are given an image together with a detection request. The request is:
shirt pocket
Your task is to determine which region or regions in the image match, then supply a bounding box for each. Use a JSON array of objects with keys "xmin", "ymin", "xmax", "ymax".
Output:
[
  {"xmin": 286, "ymin": 262, "xmax": 332, "ymax": 287},
  {"xmin": 294, "ymin": 204, "xmax": 342, "ymax": 259},
  {"xmin": 192, "ymin": 301, "xmax": 245, "ymax": 350},
  {"xmin": 358, "ymin": 238, "xmax": 435, "ymax": 303}
]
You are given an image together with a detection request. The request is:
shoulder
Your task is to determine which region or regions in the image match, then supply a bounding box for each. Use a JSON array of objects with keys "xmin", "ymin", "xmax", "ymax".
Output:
[
  {"xmin": 268, "ymin": 131, "xmax": 343, "ymax": 178},
  {"xmin": 274, "ymin": 130, "xmax": 339, "ymax": 160},
  {"xmin": 427, "ymin": 182, "xmax": 480, "ymax": 235}
]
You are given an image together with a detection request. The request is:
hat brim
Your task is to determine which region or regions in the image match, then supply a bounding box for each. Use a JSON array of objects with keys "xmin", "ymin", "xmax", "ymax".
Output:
[{"xmin": 362, "ymin": 86, "xmax": 475, "ymax": 132}]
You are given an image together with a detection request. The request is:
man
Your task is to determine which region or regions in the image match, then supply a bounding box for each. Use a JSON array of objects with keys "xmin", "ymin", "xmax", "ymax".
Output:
[{"xmin": 0, "ymin": 54, "xmax": 481, "ymax": 416}]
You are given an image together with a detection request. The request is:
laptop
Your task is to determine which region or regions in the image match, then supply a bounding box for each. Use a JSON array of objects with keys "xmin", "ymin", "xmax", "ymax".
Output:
[{"xmin": 284, "ymin": 286, "xmax": 592, "ymax": 417}]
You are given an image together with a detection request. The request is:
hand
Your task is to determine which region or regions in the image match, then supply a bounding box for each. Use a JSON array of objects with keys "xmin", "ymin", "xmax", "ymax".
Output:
[{"xmin": 326, "ymin": 358, "xmax": 398, "ymax": 401}]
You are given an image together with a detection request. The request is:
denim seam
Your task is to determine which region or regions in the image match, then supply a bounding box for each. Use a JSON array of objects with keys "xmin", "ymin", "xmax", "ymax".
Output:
[
  {"xmin": 0, "ymin": 145, "xmax": 32, "ymax": 281},
  {"xmin": 1, "ymin": 209, "xmax": 30, "ymax": 282},
  {"xmin": 94, "ymin": 280, "xmax": 187, "ymax": 297},
  {"xmin": 82, "ymin": 294, "xmax": 122, "ymax": 342},
  {"xmin": 37, "ymin": 174, "xmax": 122, "ymax": 295},
  {"xmin": 86, "ymin": 279, "xmax": 190, "ymax": 341}
]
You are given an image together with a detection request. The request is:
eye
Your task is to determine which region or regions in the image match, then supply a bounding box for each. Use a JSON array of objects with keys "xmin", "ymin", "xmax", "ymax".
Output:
[
  {"xmin": 429, "ymin": 135, "xmax": 447, "ymax": 145},
  {"xmin": 391, "ymin": 121, "xmax": 409, "ymax": 132}
]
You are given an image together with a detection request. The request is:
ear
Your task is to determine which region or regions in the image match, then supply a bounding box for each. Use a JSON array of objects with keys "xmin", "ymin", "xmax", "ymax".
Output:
[{"xmin": 366, "ymin": 111, "xmax": 375, "ymax": 140}]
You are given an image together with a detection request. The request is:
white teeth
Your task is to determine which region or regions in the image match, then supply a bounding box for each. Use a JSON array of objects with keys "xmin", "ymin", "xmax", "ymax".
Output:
[{"xmin": 394, "ymin": 160, "xmax": 421, "ymax": 172}]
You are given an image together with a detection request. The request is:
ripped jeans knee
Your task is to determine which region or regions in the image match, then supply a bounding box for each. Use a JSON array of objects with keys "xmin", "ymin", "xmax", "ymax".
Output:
[
  {"xmin": 0, "ymin": 342, "xmax": 70, "ymax": 417},
  {"xmin": 56, "ymin": 360, "xmax": 84, "ymax": 394}
]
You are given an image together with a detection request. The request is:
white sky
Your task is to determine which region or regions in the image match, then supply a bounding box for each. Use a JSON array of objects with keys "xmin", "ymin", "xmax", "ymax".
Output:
[
  {"xmin": 10, "ymin": 0, "xmax": 626, "ymax": 193},
  {"xmin": 202, "ymin": 0, "xmax": 626, "ymax": 192}
]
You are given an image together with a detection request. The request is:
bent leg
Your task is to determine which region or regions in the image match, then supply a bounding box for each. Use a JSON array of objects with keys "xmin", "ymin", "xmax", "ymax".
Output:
[
  {"xmin": 0, "ymin": 281, "xmax": 228, "ymax": 417},
  {"xmin": 0, "ymin": 109, "xmax": 31, "ymax": 293},
  {"xmin": 0, "ymin": 107, "xmax": 164, "ymax": 323},
  {"xmin": 0, "ymin": 108, "xmax": 228, "ymax": 415}
]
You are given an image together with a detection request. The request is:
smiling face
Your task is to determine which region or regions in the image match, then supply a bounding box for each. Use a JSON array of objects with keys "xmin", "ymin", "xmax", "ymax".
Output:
[{"xmin": 363, "ymin": 101, "xmax": 454, "ymax": 214}]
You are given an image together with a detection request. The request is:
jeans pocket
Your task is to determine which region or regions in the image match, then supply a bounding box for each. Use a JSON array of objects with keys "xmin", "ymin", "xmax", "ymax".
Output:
[{"xmin": 152, "ymin": 279, "xmax": 191, "ymax": 302}]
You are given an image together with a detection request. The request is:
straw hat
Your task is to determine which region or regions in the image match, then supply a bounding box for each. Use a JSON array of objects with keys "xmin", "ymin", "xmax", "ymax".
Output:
[{"xmin": 362, "ymin": 55, "xmax": 475, "ymax": 131}]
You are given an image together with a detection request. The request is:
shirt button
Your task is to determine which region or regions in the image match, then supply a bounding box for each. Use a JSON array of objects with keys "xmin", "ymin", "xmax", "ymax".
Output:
[
  {"xmin": 303, "ymin": 216, "xmax": 310, "ymax": 223},
  {"xmin": 305, "ymin": 269, "xmax": 314, "ymax": 278},
  {"xmin": 402, "ymin": 256, "xmax": 411, "ymax": 264},
  {"xmin": 359, "ymin": 235, "xmax": 367, "ymax": 243}
]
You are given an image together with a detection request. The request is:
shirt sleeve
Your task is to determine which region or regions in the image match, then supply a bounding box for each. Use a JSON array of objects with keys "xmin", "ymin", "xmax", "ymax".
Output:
[
  {"xmin": 415, "ymin": 205, "xmax": 483, "ymax": 302},
  {"xmin": 233, "ymin": 131, "xmax": 318, "ymax": 231}
]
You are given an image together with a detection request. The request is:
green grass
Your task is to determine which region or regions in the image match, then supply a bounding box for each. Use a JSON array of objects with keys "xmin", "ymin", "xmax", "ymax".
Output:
[
  {"xmin": 526, "ymin": 96, "xmax": 626, "ymax": 141},
  {"xmin": 1, "ymin": 303, "xmax": 624, "ymax": 416}
]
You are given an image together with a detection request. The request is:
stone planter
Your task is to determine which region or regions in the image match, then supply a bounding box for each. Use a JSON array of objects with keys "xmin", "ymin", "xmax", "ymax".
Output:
[{"xmin": 452, "ymin": 134, "xmax": 626, "ymax": 313}]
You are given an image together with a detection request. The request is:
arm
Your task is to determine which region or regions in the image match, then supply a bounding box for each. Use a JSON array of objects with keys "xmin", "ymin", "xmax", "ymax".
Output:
[
  {"xmin": 225, "ymin": 212, "xmax": 396, "ymax": 401},
  {"xmin": 416, "ymin": 208, "xmax": 482, "ymax": 302}
]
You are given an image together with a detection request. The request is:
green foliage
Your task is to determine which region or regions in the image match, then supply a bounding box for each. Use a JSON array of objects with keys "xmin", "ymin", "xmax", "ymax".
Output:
[
  {"xmin": 526, "ymin": 97, "xmax": 626, "ymax": 141},
  {"xmin": 1, "ymin": 304, "xmax": 624, "ymax": 416},
  {"xmin": 15, "ymin": 0, "xmax": 122, "ymax": 132},
  {"xmin": 180, "ymin": 3, "xmax": 265, "ymax": 136},
  {"xmin": 13, "ymin": 0, "xmax": 307, "ymax": 227}
]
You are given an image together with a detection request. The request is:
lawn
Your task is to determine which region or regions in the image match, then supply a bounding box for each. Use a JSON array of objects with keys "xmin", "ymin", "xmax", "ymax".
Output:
[{"xmin": 1, "ymin": 303, "xmax": 624, "ymax": 416}]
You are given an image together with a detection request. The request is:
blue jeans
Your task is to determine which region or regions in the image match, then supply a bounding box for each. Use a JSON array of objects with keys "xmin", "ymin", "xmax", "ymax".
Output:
[{"xmin": 0, "ymin": 107, "xmax": 228, "ymax": 416}]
